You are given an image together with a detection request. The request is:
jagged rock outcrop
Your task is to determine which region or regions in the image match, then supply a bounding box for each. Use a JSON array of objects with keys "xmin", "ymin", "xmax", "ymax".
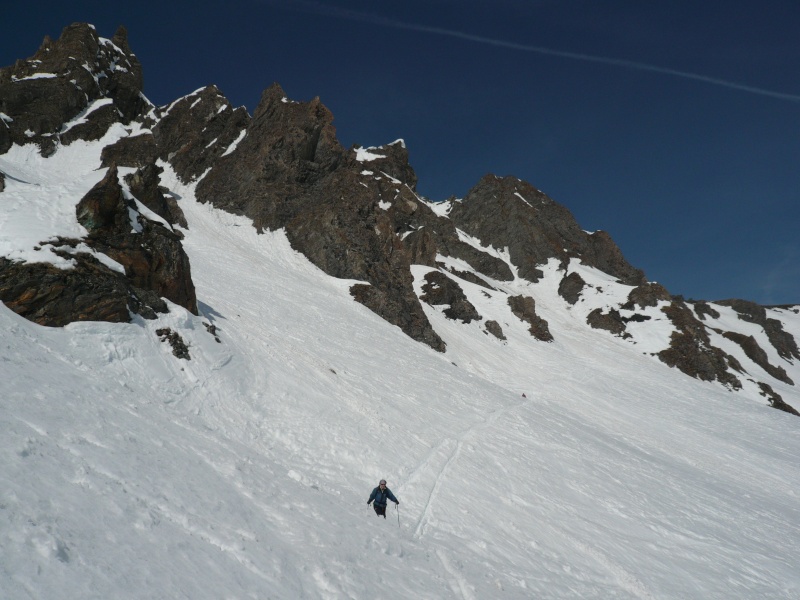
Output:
[
  {"xmin": 0, "ymin": 23, "xmax": 145, "ymax": 155},
  {"xmin": 485, "ymin": 320, "xmax": 506, "ymax": 340},
  {"xmin": 400, "ymin": 202, "xmax": 515, "ymax": 282},
  {"xmin": 124, "ymin": 163, "xmax": 187, "ymax": 229},
  {"xmin": 0, "ymin": 24, "xmax": 205, "ymax": 328},
  {"xmin": 657, "ymin": 302, "xmax": 743, "ymax": 389},
  {"xmin": 353, "ymin": 139, "xmax": 418, "ymax": 189},
  {"xmin": 195, "ymin": 84, "xmax": 445, "ymax": 351},
  {"xmin": 76, "ymin": 165, "xmax": 197, "ymax": 314},
  {"xmin": 624, "ymin": 282, "xmax": 671, "ymax": 309},
  {"xmin": 508, "ymin": 295, "xmax": 553, "ymax": 342},
  {"xmin": 448, "ymin": 175, "xmax": 646, "ymax": 286},
  {"xmin": 757, "ymin": 382, "xmax": 800, "ymax": 416},
  {"xmin": 0, "ymin": 255, "xmax": 160, "ymax": 325},
  {"xmin": 439, "ymin": 265, "xmax": 496, "ymax": 291},
  {"xmin": 692, "ymin": 301, "xmax": 721, "ymax": 321},
  {"xmin": 101, "ymin": 132, "xmax": 158, "ymax": 168},
  {"xmin": 587, "ymin": 308, "xmax": 628, "ymax": 337},
  {"xmin": 558, "ymin": 272, "xmax": 586, "ymax": 305},
  {"xmin": 420, "ymin": 271, "xmax": 482, "ymax": 324},
  {"xmin": 196, "ymin": 82, "xmax": 343, "ymax": 225},
  {"xmin": 717, "ymin": 299, "xmax": 800, "ymax": 362},
  {"xmin": 152, "ymin": 85, "xmax": 250, "ymax": 183},
  {"xmin": 721, "ymin": 331, "xmax": 793, "ymax": 385}
]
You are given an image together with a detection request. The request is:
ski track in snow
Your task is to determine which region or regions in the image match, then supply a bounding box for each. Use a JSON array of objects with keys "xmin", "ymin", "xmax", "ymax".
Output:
[
  {"xmin": 437, "ymin": 548, "xmax": 477, "ymax": 600},
  {"xmin": 411, "ymin": 393, "xmax": 535, "ymax": 539}
]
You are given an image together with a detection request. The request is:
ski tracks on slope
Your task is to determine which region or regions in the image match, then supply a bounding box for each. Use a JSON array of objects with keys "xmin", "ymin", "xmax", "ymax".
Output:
[
  {"xmin": 436, "ymin": 549, "xmax": 478, "ymax": 600},
  {"xmin": 404, "ymin": 390, "xmax": 656, "ymax": 600},
  {"xmin": 408, "ymin": 394, "xmax": 534, "ymax": 540},
  {"xmin": 411, "ymin": 438, "xmax": 462, "ymax": 538}
]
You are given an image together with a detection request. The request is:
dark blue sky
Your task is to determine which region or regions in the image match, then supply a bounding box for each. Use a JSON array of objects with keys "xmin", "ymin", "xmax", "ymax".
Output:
[{"xmin": 3, "ymin": 1, "xmax": 799, "ymax": 304}]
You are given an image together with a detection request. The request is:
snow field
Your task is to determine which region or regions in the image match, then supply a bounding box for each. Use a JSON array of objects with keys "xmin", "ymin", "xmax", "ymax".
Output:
[{"xmin": 0, "ymin": 141, "xmax": 798, "ymax": 598}]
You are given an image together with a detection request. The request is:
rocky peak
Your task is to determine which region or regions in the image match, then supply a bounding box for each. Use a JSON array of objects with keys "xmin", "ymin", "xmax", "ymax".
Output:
[
  {"xmin": 250, "ymin": 83, "xmax": 344, "ymax": 172},
  {"xmin": 448, "ymin": 174, "xmax": 645, "ymax": 285},
  {"xmin": 352, "ymin": 139, "xmax": 418, "ymax": 190},
  {"xmin": 195, "ymin": 84, "xmax": 346, "ymax": 226},
  {"xmin": 0, "ymin": 22, "xmax": 145, "ymax": 154},
  {"xmin": 151, "ymin": 85, "xmax": 250, "ymax": 182},
  {"xmin": 111, "ymin": 25, "xmax": 134, "ymax": 56}
]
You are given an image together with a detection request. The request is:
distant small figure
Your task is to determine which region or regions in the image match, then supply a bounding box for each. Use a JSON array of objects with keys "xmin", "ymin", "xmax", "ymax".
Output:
[
  {"xmin": 367, "ymin": 479, "xmax": 399, "ymax": 518},
  {"xmin": 522, "ymin": 393, "xmax": 527, "ymax": 398}
]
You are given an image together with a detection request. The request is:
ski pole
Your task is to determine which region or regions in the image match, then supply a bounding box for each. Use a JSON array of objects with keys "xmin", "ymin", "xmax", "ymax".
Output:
[{"xmin": 396, "ymin": 504, "xmax": 400, "ymax": 527}]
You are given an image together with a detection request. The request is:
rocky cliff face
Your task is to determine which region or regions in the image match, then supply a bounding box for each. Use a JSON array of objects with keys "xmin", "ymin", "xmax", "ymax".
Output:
[{"xmin": 1, "ymin": 23, "xmax": 798, "ymax": 415}]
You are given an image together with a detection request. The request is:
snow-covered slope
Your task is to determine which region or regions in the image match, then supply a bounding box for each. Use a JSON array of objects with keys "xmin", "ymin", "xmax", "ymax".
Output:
[{"xmin": 2, "ymin": 138, "xmax": 799, "ymax": 599}]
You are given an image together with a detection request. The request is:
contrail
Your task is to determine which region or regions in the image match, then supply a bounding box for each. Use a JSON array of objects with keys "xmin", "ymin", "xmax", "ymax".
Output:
[{"xmin": 271, "ymin": 0, "xmax": 800, "ymax": 103}]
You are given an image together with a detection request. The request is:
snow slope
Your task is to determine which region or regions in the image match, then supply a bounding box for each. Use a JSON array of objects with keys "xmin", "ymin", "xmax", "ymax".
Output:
[{"xmin": 1, "ymin": 141, "xmax": 799, "ymax": 599}]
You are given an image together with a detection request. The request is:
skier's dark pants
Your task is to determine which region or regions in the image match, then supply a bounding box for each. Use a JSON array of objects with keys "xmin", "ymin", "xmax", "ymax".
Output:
[{"xmin": 373, "ymin": 504, "xmax": 387, "ymax": 518}]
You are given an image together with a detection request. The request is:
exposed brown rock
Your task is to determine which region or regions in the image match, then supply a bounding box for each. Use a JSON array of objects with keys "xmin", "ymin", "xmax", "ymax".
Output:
[
  {"xmin": 587, "ymin": 308, "xmax": 628, "ymax": 337},
  {"xmin": 76, "ymin": 166, "xmax": 197, "ymax": 315},
  {"xmin": 153, "ymin": 85, "xmax": 250, "ymax": 183},
  {"xmin": 0, "ymin": 23, "xmax": 146, "ymax": 153},
  {"xmin": 350, "ymin": 283, "xmax": 446, "ymax": 352},
  {"xmin": 624, "ymin": 282, "xmax": 671, "ymax": 309},
  {"xmin": 717, "ymin": 299, "xmax": 800, "ymax": 362},
  {"xmin": 693, "ymin": 301, "xmax": 721, "ymax": 321},
  {"xmin": 756, "ymin": 382, "xmax": 800, "ymax": 416},
  {"xmin": 657, "ymin": 302, "xmax": 742, "ymax": 389},
  {"xmin": 403, "ymin": 228, "xmax": 438, "ymax": 267},
  {"xmin": 9, "ymin": 20, "xmax": 797, "ymax": 415},
  {"xmin": 156, "ymin": 327, "xmax": 191, "ymax": 360},
  {"xmin": 558, "ymin": 272, "xmax": 586, "ymax": 305},
  {"xmin": 352, "ymin": 140, "xmax": 417, "ymax": 189},
  {"xmin": 193, "ymin": 85, "xmax": 445, "ymax": 351},
  {"xmin": 196, "ymin": 82, "xmax": 343, "ymax": 223},
  {"xmin": 420, "ymin": 271, "xmax": 482, "ymax": 324},
  {"xmin": 449, "ymin": 175, "xmax": 645, "ymax": 285},
  {"xmin": 485, "ymin": 320, "xmax": 506, "ymax": 340},
  {"xmin": 101, "ymin": 132, "xmax": 158, "ymax": 168},
  {"xmin": 508, "ymin": 295, "xmax": 553, "ymax": 341},
  {"xmin": 721, "ymin": 331, "xmax": 793, "ymax": 385},
  {"xmin": 439, "ymin": 265, "xmax": 496, "ymax": 291},
  {"xmin": 0, "ymin": 255, "xmax": 146, "ymax": 325},
  {"xmin": 124, "ymin": 163, "xmax": 186, "ymax": 228}
]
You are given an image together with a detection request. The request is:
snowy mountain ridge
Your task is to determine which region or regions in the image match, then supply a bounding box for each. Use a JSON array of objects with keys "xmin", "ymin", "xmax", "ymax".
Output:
[{"xmin": 1, "ymin": 23, "xmax": 799, "ymax": 599}]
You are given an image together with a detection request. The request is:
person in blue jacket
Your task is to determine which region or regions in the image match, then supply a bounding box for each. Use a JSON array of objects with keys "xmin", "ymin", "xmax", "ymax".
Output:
[{"xmin": 367, "ymin": 479, "xmax": 399, "ymax": 518}]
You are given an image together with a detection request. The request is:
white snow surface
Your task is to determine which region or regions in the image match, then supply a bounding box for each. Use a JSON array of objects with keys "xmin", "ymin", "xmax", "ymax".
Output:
[
  {"xmin": 11, "ymin": 73, "xmax": 58, "ymax": 81},
  {"xmin": 59, "ymin": 98, "xmax": 116, "ymax": 135},
  {"xmin": 354, "ymin": 146, "xmax": 386, "ymax": 162},
  {"xmin": 221, "ymin": 129, "xmax": 247, "ymax": 157},
  {"xmin": 1, "ymin": 138, "xmax": 800, "ymax": 599}
]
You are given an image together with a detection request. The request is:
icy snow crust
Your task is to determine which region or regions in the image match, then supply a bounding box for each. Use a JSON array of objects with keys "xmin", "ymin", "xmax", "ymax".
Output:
[{"xmin": 1, "ymin": 138, "xmax": 800, "ymax": 599}]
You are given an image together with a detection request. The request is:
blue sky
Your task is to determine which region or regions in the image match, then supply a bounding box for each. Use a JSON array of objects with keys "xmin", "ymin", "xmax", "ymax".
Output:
[{"xmin": 3, "ymin": 1, "xmax": 799, "ymax": 304}]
